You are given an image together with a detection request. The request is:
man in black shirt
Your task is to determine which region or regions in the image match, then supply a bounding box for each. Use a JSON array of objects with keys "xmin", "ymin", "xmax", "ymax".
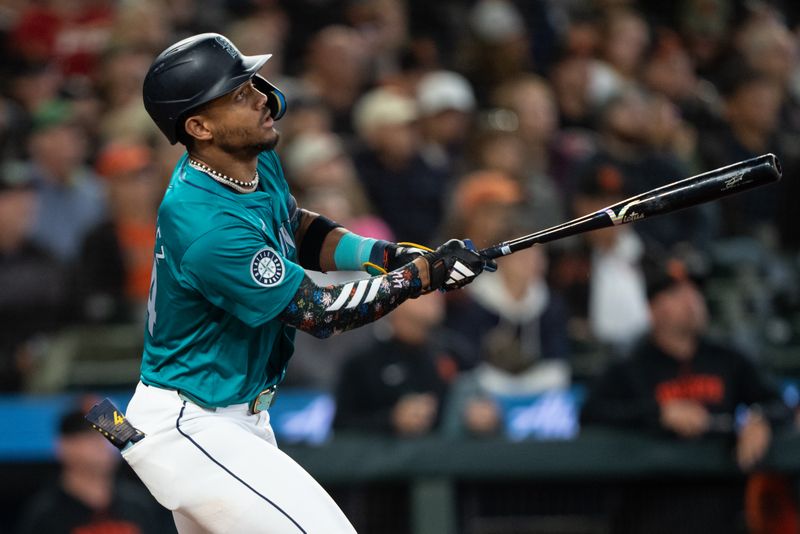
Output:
[
  {"xmin": 580, "ymin": 256, "xmax": 791, "ymax": 534},
  {"xmin": 334, "ymin": 292, "xmax": 453, "ymax": 436},
  {"xmin": 581, "ymin": 257, "xmax": 789, "ymax": 467}
]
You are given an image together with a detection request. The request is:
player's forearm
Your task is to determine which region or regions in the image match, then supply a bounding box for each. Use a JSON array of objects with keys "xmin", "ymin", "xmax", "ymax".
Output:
[{"xmin": 278, "ymin": 258, "xmax": 429, "ymax": 338}]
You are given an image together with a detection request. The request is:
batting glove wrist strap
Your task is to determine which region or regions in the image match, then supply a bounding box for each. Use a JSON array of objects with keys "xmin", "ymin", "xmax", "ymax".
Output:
[
  {"xmin": 424, "ymin": 239, "xmax": 495, "ymax": 291},
  {"xmin": 364, "ymin": 241, "xmax": 433, "ymax": 275}
]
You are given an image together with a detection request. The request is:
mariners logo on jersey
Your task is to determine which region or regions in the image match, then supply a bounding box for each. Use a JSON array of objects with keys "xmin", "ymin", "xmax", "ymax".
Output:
[{"xmin": 251, "ymin": 247, "xmax": 284, "ymax": 287}]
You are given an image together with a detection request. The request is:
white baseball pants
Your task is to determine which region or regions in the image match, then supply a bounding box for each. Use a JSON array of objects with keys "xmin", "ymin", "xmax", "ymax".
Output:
[{"xmin": 121, "ymin": 381, "xmax": 356, "ymax": 533}]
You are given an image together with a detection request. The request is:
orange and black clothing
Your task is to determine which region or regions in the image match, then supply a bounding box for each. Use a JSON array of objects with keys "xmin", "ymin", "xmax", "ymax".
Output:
[{"xmin": 580, "ymin": 336, "xmax": 790, "ymax": 433}]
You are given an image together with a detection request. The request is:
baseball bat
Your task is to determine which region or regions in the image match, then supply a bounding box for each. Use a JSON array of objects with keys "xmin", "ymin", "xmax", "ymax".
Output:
[{"xmin": 479, "ymin": 153, "xmax": 782, "ymax": 260}]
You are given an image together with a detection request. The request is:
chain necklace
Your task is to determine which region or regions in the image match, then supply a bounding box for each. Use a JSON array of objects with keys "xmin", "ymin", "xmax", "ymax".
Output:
[{"xmin": 188, "ymin": 158, "xmax": 259, "ymax": 194}]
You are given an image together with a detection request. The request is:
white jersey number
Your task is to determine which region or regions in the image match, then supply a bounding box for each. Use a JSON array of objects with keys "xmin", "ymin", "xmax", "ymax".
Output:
[{"xmin": 147, "ymin": 227, "xmax": 165, "ymax": 336}]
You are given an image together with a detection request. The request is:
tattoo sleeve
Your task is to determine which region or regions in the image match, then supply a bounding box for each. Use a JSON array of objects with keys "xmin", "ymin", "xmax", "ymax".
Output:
[{"xmin": 277, "ymin": 263, "xmax": 424, "ymax": 338}]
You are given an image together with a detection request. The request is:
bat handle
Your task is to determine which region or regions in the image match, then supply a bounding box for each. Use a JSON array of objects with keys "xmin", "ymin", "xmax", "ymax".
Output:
[{"xmin": 479, "ymin": 243, "xmax": 513, "ymax": 260}]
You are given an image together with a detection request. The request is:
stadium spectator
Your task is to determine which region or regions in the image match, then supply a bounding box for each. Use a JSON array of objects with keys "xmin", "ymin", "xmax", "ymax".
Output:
[
  {"xmin": 698, "ymin": 64, "xmax": 787, "ymax": 242},
  {"xmin": 75, "ymin": 141, "xmax": 160, "ymax": 323},
  {"xmin": 96, "ymin": 48, "xmax": 160, "ymax": 143},
  {"xmin": 5, "ymin": 59, "xmax": 62, "ymax": 119},
  {"xmin": 641, "ymin": 31, "xmax": 719, "ymax": 131},
  {"xmin": 442, "ymin": 224, "xmax": 570, "ymax": 437},
  {"xmin": 441, "ymin": 170, "xmax": 569, "ymax": 392},
  {"xmin": 416, "ymin": 70, "xmax": 477, "ymax": 179},
  {"xmin": 466, "ymin": 123, "xmax": 527, "ymax": 181},
  {"xmin": 280, "ymin": 131, "xmax": 390, "ymax": 390},
  {"xmin": 581, "ymin": 253, "xmax": 790, "ymax": 453},
  {"xmin": 0, "ymin": 163, "xmax": 67, "ymax": 391},
  {"xmin": 345, "ymin": 0, "xmax": 410, "ymax": 81},
  {"xmin": 570, "ymin": 86, "xmax": 714, "ymax": 250},
  {"xmin": 15, "ymin": 401, "xmax": 171, "ymax": 534},
  {"xmin": 352, "ymin": 86, "xmax": 448, "ymax": 246},
  {"xmin": 587, "ymin": 7, "xmax": 650, "ymax": 107},
  {"xmin": 440, "ymin": 169, "xmax": 526, "ymax": 252},
  {"xmin": 550, "ymin": 160, "xmax": 650, "ymax": 355},
  {"xmin": 676, "ymin": 0, "xmax": 732, "ymax": 77},
  {"xmin": 549, "ymin": 52, "xmax": 594, "ymax": 131},
  {"xmin": 284, "ymin": 131, "xmax": 392, "ymax": 242},
  {"xmin": 491, "ymin": 74, "xmax": 566, "ymax": 229},
  {"xmin": 107, "ymin": 0, "xmax": 171, "ymax": 53},
  {"xmin": 580, "ymin": 254, "xmax": 792, "ymax": 532},
  {"xmin": 643, "ymin": 92, "xmax": 699, "ymax": 171},
  {"xmin": 334, "ymin": 292, "xmax": 453, "ymax": 437},
  {"xmin": 9, "ymin": 0, "xmax": 116, "ymax": 80},
  {"xmin": 23, "ymin": 100, "xmax": 108, "ymax": 263},
  {"xmin": 297, "ymin": 25, "xmax": 372, "ymax": 135},
  {"xmin": 458, "ymin": 0, "xmax": 531, "ymax": 105}
]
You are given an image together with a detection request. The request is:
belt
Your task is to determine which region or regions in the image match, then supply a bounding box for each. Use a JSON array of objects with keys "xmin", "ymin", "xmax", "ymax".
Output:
[
  {"xmin": 248, "ymin": 385, "xmax": 278, "ymax": 415},
  {"xmin": 176, "ymin": 385, "xmax": 278, "ymax": 415}
]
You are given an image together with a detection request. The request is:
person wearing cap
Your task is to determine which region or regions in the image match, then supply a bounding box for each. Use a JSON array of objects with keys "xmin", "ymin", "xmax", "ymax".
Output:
[
  {"xmin": 75, "ymin": 141, "xmax": 161, "ymax": 323},
  {"xmin": 580, "ymin": 256, "xmax": 791, "ymax": 532},
  {"xmin": 571, "ymin": 86, "xmax": 714, "ymax": 251},
  {"xmin": 416, "ymin": 70, "xmax": 476, "ymax": 176},
  {"xmin": 352, "ymin": 86, "xmax": 450, "ymax": 245},
  {"xmin": 24, "ymin": 99, "xmax": 108, "ymax": 264},
  {"xmin": 581, "ymin": 255, "xmax": 789, "ymax": 452},
  {"xmin": 118, "ymin": 33, "xmax": 494, "ymax": 533},
  {"xmin": 489, "ymin": 74, "xmax": 566, "ymax": 231},
  {"xmin": 16, "ymin": 402, "xmax": 167, "ymax": 534},
  {"xmin": 550, "ymin": 161, "xmax": 651, "ymax": 355},
  {"xmin": 440, "ymin": 172, "xmax": 569, "ymax": 434},
  {"xmin": 442, "ymin": 171, "xmax": 569, "ymax": 369},
  {"xmin": 582, "ymin": 254, "xmax": 789, "ymax": 456}
]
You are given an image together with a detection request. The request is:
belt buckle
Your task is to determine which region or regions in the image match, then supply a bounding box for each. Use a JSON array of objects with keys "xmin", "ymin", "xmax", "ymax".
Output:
[{"xmin": 249, "ymin": 385, "xmax": 278, "ymax": 415}]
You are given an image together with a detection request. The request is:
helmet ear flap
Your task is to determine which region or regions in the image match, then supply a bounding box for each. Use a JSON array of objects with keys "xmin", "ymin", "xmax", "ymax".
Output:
[{"xmin": 253, "ymin": 75, "xmax": 287, "ymax": 120}]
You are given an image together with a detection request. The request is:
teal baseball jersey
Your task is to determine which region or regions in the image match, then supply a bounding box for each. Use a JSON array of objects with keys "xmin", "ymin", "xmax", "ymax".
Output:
[{"xmin": 140, "ymin": 151, "xmax": 306, "ymax": 408}]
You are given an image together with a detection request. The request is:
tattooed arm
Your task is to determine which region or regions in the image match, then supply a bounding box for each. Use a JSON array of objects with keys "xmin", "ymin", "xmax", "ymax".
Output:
[{"xmin": 277, "ymin": 258, "xmax": 428, "ymax": 338}]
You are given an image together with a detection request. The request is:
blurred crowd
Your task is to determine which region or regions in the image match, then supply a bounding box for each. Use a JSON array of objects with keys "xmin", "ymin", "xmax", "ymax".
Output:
[
  {"xmin": 4, "ymin": 0, "xmax": 800, "ymax": 532},
  {"xmin": 1, "ymin": 0, "xmax": 800, "ymax": 415}
]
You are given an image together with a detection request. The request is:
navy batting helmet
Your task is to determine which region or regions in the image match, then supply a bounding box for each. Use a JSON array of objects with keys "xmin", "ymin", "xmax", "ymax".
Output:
[{"xmin": 143, "ymin": 33, "xmax": 287, "ymax": 145}]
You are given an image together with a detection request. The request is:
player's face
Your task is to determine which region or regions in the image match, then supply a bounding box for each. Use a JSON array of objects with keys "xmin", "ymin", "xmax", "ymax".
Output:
[{"xmin": 205, "ymin": 80, "xmax": 280, "ymax": 156}]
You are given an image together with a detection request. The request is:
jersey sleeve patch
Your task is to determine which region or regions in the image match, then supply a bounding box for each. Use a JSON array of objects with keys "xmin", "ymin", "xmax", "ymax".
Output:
[{"xmin": 250, "ymin": 247, "xmax": 285, "ymax": 287}]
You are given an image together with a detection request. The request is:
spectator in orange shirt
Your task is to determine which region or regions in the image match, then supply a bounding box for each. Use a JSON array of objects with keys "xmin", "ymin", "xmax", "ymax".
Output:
[{"xmin": 76, "ymin": 141, "xmax": 161, "ymax": 322}]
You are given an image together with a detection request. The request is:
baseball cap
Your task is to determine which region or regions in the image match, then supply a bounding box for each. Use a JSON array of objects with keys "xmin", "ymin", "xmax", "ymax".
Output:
[
  {"xmin": 642, "ymin": 254, "xmax": 707, "ymax": 300},
  {"xmin": 453, "ymin": 170, "xmax": 524, "ymax": 214},
  {"xmin": 31, "ymin": 99, "xmax": 75, "ymax": 133},
  {"xmin": 417, "ymin": 71, "xmax": 476, "ymax": 117},
  {"xmin": 469, "ymin": 0, "xmax": 526, "ymax": 43},
  {"xmin": 283, "ymin": 133, "xmax": 345, "ymax": 178},
  {"xmin": 576, "ymin": 161, "xmax": 626, "ymax": 197},
  {"xmin": 95, "ymin": 142, "xmax": 153, "ymax": 178},
  {"xmin": 353, "ymin": 88, "xmax": 418, "ymax": 138}
]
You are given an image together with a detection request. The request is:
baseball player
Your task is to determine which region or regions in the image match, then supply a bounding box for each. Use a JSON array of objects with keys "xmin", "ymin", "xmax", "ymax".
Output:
[{"xmin": 88, "ymin": 33, "xmax": 494, "ymax": 533}]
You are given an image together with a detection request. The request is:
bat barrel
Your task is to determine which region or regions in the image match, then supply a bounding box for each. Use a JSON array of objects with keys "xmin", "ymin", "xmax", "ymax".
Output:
[
  {"xmin": 479, "ymin": 153, "xmax": 782, "ymax": 261},
  {"xmin": 620, "ymin": 152, "xmax": 782, "ymax": 221}
]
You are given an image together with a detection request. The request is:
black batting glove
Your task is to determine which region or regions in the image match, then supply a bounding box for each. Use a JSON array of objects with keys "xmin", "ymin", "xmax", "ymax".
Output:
[
  {"xmin": 423, "ymin": 239, "xmax": 497, "ymax": 292},
  {"xmin": 364, "ymin": 241, "xmax": 433, "ymax": 275}
]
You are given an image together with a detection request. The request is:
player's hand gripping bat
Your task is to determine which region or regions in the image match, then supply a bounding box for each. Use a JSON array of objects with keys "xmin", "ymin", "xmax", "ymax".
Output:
[{"xmin": 479, "ymin": 153, "xmax": 782, "ymax": 260}]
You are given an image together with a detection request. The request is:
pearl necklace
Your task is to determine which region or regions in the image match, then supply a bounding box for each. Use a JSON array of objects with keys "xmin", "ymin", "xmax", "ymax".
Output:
[{"xmin": 188, "ymin": 158, "xmax": 259, "ymax": 194}]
